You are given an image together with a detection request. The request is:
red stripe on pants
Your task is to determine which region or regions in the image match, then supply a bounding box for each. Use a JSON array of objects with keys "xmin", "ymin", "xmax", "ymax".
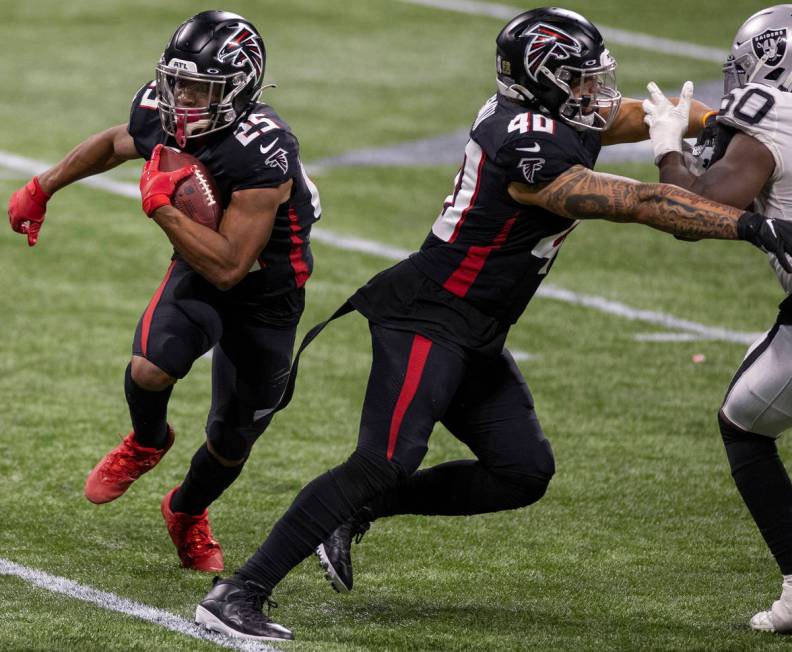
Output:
[
  {"xmin": 140, "ymin": 261, "xmax": 176, "ymax": 357},
  {"xmin": 387, "ymin": 334, "xmax": 433, "ymax": 461}
]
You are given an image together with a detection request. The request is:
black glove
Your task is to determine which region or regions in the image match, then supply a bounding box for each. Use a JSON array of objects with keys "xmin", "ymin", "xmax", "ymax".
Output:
[
  {"xmin": 737, "ymin": 212, "xmax": 792, "ymax": 273},
  {"xmin": 691, "ymin": 112, "xmax": 718, "ymax": 170}
]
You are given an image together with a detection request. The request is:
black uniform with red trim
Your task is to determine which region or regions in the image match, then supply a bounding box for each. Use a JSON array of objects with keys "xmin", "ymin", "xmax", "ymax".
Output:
[
  {"xmin": 129, "ymin": 81, "xmax": 320, "ymax": 300},
  {"xmin": 346, "ymin": 91, "xmax": 599, "ymax": 461},
  {"xmin": 352, "ymin": 93, "xmax": 599, "ymax": 354},
  {"xmin": 235, "ymin": 93, "xmax": 596, "ymax": 592},
  {"xmin": 128, "ymin": 81, "xmax": 321, "ymax": 458}
]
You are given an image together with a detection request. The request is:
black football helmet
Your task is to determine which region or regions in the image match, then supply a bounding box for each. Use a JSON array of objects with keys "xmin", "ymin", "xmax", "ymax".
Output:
[
  {"xmin": 156, "ymin": 10, "xmax": 267, "ymax": 146},
  {"xmin": 496, "ymin": 7, "xmax": 621, "ymax": 131}
]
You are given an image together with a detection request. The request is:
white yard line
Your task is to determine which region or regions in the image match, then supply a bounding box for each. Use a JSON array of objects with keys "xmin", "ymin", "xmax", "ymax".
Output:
[
  {"xmin": 0, "ymin": 150, "xmax": 760, "ymax": 345},
  {"xmin": 397, "ymin": 0, "xmax": 728, "ymax": 63},
  {"xmin": 0, "ymin": 557, "xmax": 277, "ymax": 652}
]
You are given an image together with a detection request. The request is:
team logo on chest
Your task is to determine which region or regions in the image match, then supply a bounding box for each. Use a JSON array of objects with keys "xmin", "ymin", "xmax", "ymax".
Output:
[
  {"xmin": 518, "ymin": 157, "xmax": 545, "ymax": 183},
  {"xmin": 752, "ymin": 28, "xmax": 787, "ymax": 67},
  {"xmin": 521, "ymin": 23, "xmax": 582, "ymax": 82}
]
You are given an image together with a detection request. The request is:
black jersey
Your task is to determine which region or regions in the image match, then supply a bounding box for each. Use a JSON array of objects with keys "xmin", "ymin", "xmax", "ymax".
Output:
[
  {"xmin": 410, "ymin": 94, "xmax": 600, "ymax": 324},
  {"xmin": 128, "ymin": 81, "xmax": 321, "ymax": 299}
]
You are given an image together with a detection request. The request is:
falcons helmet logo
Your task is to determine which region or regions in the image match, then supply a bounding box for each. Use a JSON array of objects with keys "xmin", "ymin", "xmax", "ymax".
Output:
[
  {"xmin": 521, "ymin": 23, "xmax": 582, "ymax": 81},
  {"xmin": 216, "ymin": 25, "xmax": 264, "ymax": 77}
]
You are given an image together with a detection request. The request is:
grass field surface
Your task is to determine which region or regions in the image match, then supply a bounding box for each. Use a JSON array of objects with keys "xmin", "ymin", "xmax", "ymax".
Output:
[{"xmin": 1, "ymin": 1, "xmax": 789, "ymax": 650}]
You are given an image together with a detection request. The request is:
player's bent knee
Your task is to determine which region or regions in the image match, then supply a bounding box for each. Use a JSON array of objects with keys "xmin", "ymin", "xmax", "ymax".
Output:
[
  {"xmin": 130, "ymin": 356, "xmax": 176, "ymax": 391},
  {"xmin": 347, "ymin": 447, "xmax": 405, "ymax": 491},
  {"xmin": 206, "ymin": 439, "xmax": 246, "ymax": 467},
  {"xmin": 495, "ymin": 438, "xmax": 555, "ymax": 508},
  {"xmin": 207, "ymin": 425, "xmax": 253, "ymax": 463}
]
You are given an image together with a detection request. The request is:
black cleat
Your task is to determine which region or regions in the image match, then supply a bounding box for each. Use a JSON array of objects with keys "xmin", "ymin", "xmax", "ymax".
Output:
[
  {"xmin": 195, "ymin": 576, "xmax": 294, "ymax": 641},
  {"xmin": 315, "ymin": 507, "xmax": 372, "ymax": 593}
]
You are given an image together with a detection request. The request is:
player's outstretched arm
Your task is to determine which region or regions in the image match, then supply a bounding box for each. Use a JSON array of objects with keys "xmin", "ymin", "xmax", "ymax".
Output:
[
  {"xmin": 7, "ymin": 124, "xmax": 140, "ymax": 246},
  {"xmin": 657, "ymin": 132, "xmax": 774, "ymax": 209},
  {"xmin": 602, "ymin": 89, "xmax": 711, "ymax": 146},
  {"xmin": 37, "ymin": 125, "xmax": 141, "ymax": 195},
  {"xmin": 509, "ymin": 165, "xmax": 792, "ymax": 269}
]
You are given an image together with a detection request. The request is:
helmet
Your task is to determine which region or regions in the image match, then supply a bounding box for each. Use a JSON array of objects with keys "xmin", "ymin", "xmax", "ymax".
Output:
[
  {"xmin": 495, "ymin": 7, "xmax": 621, "ymax": 131},
  {"xmin": 723, "ymin": 5, "xmax": 792, "ymax": 93},
  {"xmin": 156, "ymin": 10, "xmax": 266, "ymax": 146}
]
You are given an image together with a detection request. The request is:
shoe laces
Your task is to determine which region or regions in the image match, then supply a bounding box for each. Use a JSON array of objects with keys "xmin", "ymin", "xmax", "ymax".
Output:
[
  {"xmin": 238, "ymin": 580, "xmax": 278, "ymax": 621},
  {"xmin": 103, "ymin": 438, "xmax": 159, "ymax": 478},
  {"xmin": 186, "ymin": 518, "xmax": 219, "ymax": 553},
  {"xmin": 350, "ymin": 509, "xmax": 372, "ymax": 544},
  {"xmin": 352, "ymin": 520, "xmax": 370, "ymax": 544}
]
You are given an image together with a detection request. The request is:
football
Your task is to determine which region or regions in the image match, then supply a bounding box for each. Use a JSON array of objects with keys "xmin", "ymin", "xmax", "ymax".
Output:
[{"xmin": 157, "ymin": 147, "xmax": 223, "ymax": 230}]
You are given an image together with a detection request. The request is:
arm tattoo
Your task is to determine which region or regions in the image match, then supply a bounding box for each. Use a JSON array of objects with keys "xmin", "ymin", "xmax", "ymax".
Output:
[{"xmin": 537, "ymin": 165, "xmax": 742, "ymax": 240}]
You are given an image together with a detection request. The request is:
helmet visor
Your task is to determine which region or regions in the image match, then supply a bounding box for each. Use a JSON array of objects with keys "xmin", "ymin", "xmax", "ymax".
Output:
[
  {"xmin": 722, "ymin": 54, "xmax": 750, "ymax": 94},
  {"xmin": 556, "ymin": 64, "xmax": 621, "ymax": 131}
]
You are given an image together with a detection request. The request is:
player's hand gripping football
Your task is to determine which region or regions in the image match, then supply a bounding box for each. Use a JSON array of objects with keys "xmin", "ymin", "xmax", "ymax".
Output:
[
  {"xmin": 7, "ymin": 177, "xmax": 50, "ymax": 246},
  {"xmin": 139, "ymin": 144, "xmax": 195, "ymax": 217},
  {"xmin": 642, "ymin": 80, "xmax": 694, "ymax": 165},
  {"xmin": 739, "ymin": 213, "xmax": 792, "ymax": 273}
]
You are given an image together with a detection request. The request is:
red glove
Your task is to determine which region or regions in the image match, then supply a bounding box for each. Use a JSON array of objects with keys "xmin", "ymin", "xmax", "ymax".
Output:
[
  {"xmin": 8, "ymin": 176, "xmax": 50, "ymax": 246},
  {"xmin": 139, "ymin": 144, "xmax": 195, "ymax": 217}
]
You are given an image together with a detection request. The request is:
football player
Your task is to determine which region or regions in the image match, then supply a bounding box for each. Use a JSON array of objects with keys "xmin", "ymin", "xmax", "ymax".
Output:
[
  {"xmin": 193, "ymin": 8, "xmax": 792, "ymax": 641},
  {"xmin": 643, "ymin": 3, "xmax": 792, "ymax": 635},
  {"xmin": 7, "ymin": 11, "xmax": 321, "ymax": 575}
]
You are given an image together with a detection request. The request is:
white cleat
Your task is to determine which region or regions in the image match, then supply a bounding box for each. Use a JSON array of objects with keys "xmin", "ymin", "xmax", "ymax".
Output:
[
  {"xmin": 750, "ymin": 592, "xmax": 792, "ymax": 634},
  {"xmin": 750, "ymin": 609, "xmax": 776, "ymax": 632}
]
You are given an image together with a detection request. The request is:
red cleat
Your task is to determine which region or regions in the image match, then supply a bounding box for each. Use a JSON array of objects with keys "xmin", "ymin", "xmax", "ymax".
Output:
[
  {"xmin": 84, "ymin": 427, "xmax": 174, "ymax": 504},
  {"xmin": 161, "ymin": 486, "xmax": 224, "ymax": 572}
]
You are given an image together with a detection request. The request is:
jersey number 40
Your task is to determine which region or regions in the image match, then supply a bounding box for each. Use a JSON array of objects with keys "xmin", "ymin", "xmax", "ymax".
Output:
[{"xmin": 507, "ymin": 113, "xmax": 556, "ymax": 135}]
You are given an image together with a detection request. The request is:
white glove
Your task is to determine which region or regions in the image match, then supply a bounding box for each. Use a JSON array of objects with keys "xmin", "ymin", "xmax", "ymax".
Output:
[{"xmin": 642, "ymin": 80, "xmax": 694, "ymax": 165}]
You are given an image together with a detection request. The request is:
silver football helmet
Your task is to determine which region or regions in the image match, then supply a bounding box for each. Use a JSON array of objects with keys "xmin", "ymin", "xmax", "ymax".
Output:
[{"xmin": 724, "ymin": 4, "xmax": 792, "ymax": 93}]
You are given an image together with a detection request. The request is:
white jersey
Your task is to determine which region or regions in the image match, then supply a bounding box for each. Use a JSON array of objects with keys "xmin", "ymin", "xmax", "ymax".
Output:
[{"xmin": 718, "ymin": 83, "xmax": 792, "ymax": 292}]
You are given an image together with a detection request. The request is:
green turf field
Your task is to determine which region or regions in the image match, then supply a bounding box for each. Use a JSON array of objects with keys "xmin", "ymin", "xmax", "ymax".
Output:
[{"xmin": 2, "ymin": 1, "xmax": 790, "ymax": 650}]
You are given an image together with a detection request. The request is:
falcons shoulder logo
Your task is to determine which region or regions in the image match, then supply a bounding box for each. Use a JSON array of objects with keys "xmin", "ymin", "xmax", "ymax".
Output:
[
  {"xmin": 265, "ymin": 148, "xmax": 289, "ymax": 174},
  {"xmin": 216, "ymin": 24, "xmax": 264, "ymax": 78},
  {"xmin": 521, "ymin": 23, "xmax": 582, "ymax": 81},
  {"xmin": 258, "ymin": 137, "xmax": 289, "ymax": 173}
]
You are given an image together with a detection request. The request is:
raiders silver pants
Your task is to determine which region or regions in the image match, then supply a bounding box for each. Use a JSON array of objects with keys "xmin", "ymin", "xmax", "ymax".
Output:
[{"xmin": 723, "ymin": 323, "xmax": 792, "ymax": 437}]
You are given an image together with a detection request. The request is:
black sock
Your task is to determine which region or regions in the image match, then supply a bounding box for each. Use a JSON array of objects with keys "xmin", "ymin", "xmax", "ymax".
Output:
[
  {"xmin": 170, "ymin": 444, "xmax": 244, "ymax": 515},
  {"xmin": 720, "ymin": 412, "xmax": 792, "ymax": 574},
  {"xmin": 236, "ymin": 449, "xmax": 401, "ymax": 594},
  {"xmin": 124, "ymin": 363, "xmax": 173, "ymax": 449},
  {"xmin": 369, "ymin": 459, "xmax": 551, "ymax": 518}
]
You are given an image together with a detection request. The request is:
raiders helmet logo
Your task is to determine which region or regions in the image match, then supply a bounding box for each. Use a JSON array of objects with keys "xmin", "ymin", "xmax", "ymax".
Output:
[
  {"xmin": 521, "ymin": 23, "xmax": 582, "ymax": 82},
  {"xmin": 518, "ymin": 157, "xmax": 545, "ymax": 183},
  {"xmin": 752, "ymin": 28, "xmax": 787, "ymax": 67},
  {"xmin": 216, "ymin": 24, "xmax": 264, "ymax": 77}
]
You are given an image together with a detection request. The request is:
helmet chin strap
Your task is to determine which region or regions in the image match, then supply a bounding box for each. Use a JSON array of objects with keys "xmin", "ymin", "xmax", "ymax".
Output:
[{"xmin": 175, "ymin": 115, "xmax": 187, "ymax": 148}]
